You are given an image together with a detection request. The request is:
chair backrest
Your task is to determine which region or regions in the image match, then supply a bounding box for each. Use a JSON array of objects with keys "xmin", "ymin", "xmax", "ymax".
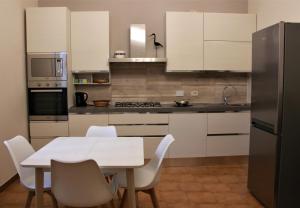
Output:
[
  {"xmin": 51, "ymin": 159, "xmax": 114, "ymax": 207},
  {"xmin": 86, "ymin": 126, "xmax": 117, "ymax": 138},
  {"xmin": 144, "ymin": 134, "xmax": 175, "ymax": 188},
  {"xmin": 3, "ymin": 135, "xmax": 35, "ymax": 189}
]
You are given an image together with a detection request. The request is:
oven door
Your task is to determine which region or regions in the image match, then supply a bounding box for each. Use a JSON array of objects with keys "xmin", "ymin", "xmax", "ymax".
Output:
[
  {"xmin": 27, "ymin": 53, "xmax": 67, "ymax": 81},
  {"xmin": 28, "ymin": 88, "xmax": 68, "ymax": 121}
]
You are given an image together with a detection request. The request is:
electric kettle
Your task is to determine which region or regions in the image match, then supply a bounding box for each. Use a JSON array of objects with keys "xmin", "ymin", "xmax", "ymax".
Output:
[{"xmin": 75, "ymin": 92, "xmax": 88, "ymax": 107}]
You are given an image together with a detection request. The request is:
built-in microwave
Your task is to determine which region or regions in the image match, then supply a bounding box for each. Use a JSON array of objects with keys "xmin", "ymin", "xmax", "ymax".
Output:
[{"xmin": 27, "ymin": 52, "xmax": 67, "ymax": 81}]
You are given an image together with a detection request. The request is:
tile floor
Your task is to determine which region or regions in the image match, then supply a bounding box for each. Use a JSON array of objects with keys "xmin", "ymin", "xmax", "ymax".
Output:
[{"xmin": 0, "ymin": 164, "xmax": 263, "ymax": 208}]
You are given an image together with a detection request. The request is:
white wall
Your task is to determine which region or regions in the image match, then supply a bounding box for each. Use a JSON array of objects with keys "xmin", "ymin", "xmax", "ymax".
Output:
[
  {"xmin": 0, "ymin": 0, "xmax": 37, "ymax": 186},
  {"xmin": 249, "ymin": 0, "xmax": 300, "ymax": 30}
]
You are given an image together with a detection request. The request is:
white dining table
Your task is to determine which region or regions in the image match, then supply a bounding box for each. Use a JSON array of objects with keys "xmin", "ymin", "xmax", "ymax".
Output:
[{"xmin": 21, "ymin": 137, "xmax": 144, "ymax": 208}]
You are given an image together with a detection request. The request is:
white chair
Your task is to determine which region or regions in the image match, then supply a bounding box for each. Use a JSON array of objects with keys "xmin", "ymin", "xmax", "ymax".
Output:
[
  {"xmin": 51, "ymin": 159, "xmax": 117, "ymax": 208},
  {"xmin": 86, "ymin": 125, "xmax": 117, "ymax": 137},
  {"xmin": 3, "ymin": 135, "xmax": 57, "ymax": 208},
  {"xmin": 117, "ymin": 134, "xmax": 175, "ymax": 208}
]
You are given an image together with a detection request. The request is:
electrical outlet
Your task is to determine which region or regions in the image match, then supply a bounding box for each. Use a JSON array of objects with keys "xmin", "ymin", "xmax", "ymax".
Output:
[
  {"xmin": 190, "ymin": 90, "xmax": 199, "ymax": 97},
  {"xmin": 175, "ymin": 90, "xmax": 184, "ymax": 97}
]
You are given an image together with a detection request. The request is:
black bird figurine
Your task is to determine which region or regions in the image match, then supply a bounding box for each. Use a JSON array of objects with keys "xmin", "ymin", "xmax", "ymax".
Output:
[{"xmin": 149, "ymin": 33, "xmax": 163, "ymax": 57}]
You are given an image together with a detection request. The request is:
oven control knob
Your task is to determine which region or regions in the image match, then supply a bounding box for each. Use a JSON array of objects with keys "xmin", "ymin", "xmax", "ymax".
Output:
[
  {"xmin": 56, "ymin": 83, "xmax": 60, "ymax": 87},
  {"xmin": 37, "ymin": 83, "xmax": 41, "ymax": 87},
  {"xmin": 46, "ymin": 83, "xmax": 50, "ymax": 87}
]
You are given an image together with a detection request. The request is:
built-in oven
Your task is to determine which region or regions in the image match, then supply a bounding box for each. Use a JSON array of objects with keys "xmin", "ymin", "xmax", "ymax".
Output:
[
  {"xmin": 27, "ymin": 52, "xmax": 67, "ymax": 81},
  {"xmin": 28, "ymin": 82, "xmax": 68, "ymax": 121}
]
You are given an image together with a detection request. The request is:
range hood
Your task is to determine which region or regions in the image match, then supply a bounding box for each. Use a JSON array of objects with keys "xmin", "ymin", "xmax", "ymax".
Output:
[{"xmin": 109, "ymin": 24, "xmax": 167, "ymax": 63}]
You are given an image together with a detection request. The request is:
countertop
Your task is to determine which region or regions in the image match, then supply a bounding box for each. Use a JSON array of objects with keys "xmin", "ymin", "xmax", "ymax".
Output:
[{"xmin": 69, "ymin": 103, "xmax": 251, "ymax": 114}]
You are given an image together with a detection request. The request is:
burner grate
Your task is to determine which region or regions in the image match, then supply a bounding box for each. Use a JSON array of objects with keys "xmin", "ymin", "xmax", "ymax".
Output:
[{"xmin": 115, "ymin": 102, "xmax": 161, "ymax": 108}]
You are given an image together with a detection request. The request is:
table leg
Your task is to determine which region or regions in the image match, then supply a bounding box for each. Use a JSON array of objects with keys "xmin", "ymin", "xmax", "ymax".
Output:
[
  {"xmin": 35, "ymin": 168, "xmax": 44, "ymax": 208},
  {"xmin": 126, "ymin": 168, "xmax": 136, "ymax": 208}
]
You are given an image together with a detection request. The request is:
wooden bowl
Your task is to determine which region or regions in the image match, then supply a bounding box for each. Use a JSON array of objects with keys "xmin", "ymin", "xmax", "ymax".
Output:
[{"xmin": 93, "ymin": 100, "xmax": 110, "ymax": 107}]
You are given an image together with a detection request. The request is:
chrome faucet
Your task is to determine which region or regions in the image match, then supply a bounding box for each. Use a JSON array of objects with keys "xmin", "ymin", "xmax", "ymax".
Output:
[{"xmin": 222, "ymin": 86, "xmax": 236, "ymax": 105}]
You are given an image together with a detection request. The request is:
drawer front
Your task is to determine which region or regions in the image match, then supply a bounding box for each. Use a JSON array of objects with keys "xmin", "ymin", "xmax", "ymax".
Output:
[
  {"xmin": 109, "ymin": 113, "xmax": 169, "ymax": 125},
  {"xmin": 116, "ymin": 125, "xmax": 168, "ymax": 136},
  {"xmin": 69, "ymin": 114, "xmax": 108, "ymax": 136},
  {"xmin": 31, "ymin": 137, "xmax": 55, "ymax": 150},
  {"xmin": 206, "ymin": 135, "xmax": 250, "ymax": 156},
  {"xmin": 143, "ymin": 137, "xmax": 169, "ymax": 159},
  {"xmin": 207, "ymin": 112, "xmax": 250, "ymax": 134},
  {"xmin": 30, "ymin": 121, "xmax": 69, "ymax": 137}
]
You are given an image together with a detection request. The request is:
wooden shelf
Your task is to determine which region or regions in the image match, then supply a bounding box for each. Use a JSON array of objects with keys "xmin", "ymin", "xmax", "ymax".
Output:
[{"xmin": 73, "ymin": 82, "xmax": 110, "ymax": 86}]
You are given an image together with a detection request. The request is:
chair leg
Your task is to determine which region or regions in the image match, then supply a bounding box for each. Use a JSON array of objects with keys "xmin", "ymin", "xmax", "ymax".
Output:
[
  {"xmin": 149, "ymin": 188, "xmax": 160, "ymax": 208},
  {"xmin": 135, "ymin": 191, "xmax": 139, "ymax": 208},
  {"xmin": 25, "ymin": 191, "xmax": 35, "ymax": 208},
  {"xmin": 45, "ymin": 190, "xmax": 58, "ymax": 208},
  {"xmin": 119, "ymin": 189, "xmax": 127, "ymax": 208}
]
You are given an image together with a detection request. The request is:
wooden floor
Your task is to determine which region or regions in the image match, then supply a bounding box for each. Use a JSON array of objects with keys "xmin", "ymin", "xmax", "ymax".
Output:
[{"xmin": 0, "ymin": 163, "xmax": 262, "ymax": 208}]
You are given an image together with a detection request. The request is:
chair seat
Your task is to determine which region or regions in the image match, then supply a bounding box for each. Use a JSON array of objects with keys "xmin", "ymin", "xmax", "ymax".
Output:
[
  {"xmin": 24, "ymin": 171, "xmax": 52, "ymax": 191},
  {"xmin": 116, "ymin": 168, "xmax": 155, "ymax": 191}
]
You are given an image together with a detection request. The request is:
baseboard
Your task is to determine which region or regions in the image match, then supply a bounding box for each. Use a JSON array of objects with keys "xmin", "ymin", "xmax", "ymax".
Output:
[
  {"xmin": 162, "ymin": 156, "xmax": 248, "ymax": 167},
  {"xmin": 0, "ymin": 174, "xmax": 18, "ymax": 192}
]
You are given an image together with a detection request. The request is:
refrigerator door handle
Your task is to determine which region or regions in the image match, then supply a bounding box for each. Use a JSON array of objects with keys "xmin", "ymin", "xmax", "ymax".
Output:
[{"xmin": 252, "ymin": 119, "xmax": 276, "ymax": 134}]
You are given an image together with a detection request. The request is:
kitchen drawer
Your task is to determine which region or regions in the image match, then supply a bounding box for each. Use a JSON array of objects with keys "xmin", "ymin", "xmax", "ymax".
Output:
[
  {"xmin": 143, "ymin": 137, "xmax": 169, "ymax": 159},
  {"xmin": 116, "ymin": 125, "xmax": 168, "ymax": 136},
  {"xmin": 206, "ymin": 135, "xmax": 250, "ymax": 156},
  {"xmin": 109, "ymin": 113, "xmax": 169, "ymax": 125},
  {"xmin": 207, "ymin": 112, "xmax": 250, "ymax": 134},
  {"xmin": 30, "ymin": 121, "xmax": 69, "ymax": 137},
  {"xmin": 69, "ymin": 114, "xmax": 108, "ymax": 136},
  {"xmin": 30, "ymin": 137, "xmax": 55, "ymax": 150}
]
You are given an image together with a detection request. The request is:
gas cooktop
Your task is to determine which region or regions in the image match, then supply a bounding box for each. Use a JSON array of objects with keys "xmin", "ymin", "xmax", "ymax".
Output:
[{"xmin": 114, "ymin": 102, "xmax": 161, "ymax": 108}]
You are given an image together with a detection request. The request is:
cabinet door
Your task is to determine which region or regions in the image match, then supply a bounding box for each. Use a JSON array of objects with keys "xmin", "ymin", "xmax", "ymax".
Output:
[
  {"xmin": 69, "ymin": 114, "xmax": 109, "ymax": 136},
  {"xmin": 204, "ymin": 41, "xmax": 252, "ymax": 72},
  {"xmin": 30, "ymin": 121, "xmax": 69, "ymax": 137},
  {"xmin": 71, "ymin": 11, "xmax": 109, "ymax": 72},
  {"xmin": 166, "ymin": 12, "xmax": 204, "ymax": 72},
  {"xmin": 204, "ymin": 13, "xmax": 257, "ymax": 41},
  {"xmin": 26, "ymin": 7, "xmax": 70, "ymax": 53},
  {"xmin": 31, "ymin": 137, "xmax": 55, "ymax": 150},
  {"xmin": 169, "ymin": 113, "xmax": 207, "ymax": 158},
  {"xmin": 206, "ymin": 135, "xmax": 250, "ymax": 156},
  {"xmin": 207, "ymin": 112, "xmax": 251, "ymax": 134}
]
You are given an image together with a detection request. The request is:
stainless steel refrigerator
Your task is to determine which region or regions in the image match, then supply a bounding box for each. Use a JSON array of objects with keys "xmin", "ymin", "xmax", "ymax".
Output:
[{"xmin": 248, "ymin": 22, "xmax": 300, "ymax": 208}]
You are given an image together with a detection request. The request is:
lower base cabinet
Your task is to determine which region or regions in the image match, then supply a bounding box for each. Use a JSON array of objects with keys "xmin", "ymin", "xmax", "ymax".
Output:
[
  {"xmin": 69, "ymin": 114, "xmax": 109, "ymax": 136},
  {"xmin": 143, "ymin": 137, "xmax": 168, "ymax": 159},
  {"xmin": 169, "ymin": 113, "xmax": 207, "ymax": 158},
  {"xmin": 206, "ymin": 135, "xmax": 250, "ymax": 157},
  {"xmin": 31, "ymin": 137, "xmax": 55, "ymax": 150}
]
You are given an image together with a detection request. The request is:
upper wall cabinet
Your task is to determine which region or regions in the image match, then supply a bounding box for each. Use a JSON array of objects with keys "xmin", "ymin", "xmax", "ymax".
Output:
[
  {"xmin": 204, "ymin": 13, "xmax": 256, "ymax": 72},
  {"xmin": 71, "ymin": 11, "xmax": 109, "ymax": 72},
  {"xmin": 204, "ymin": 13, "xmax": 257, "ymax": 41},
  {"xmin": 166, "ymin": 12, "xmax": 204, "ymax": 72},
  {"xmin": 26, "ymin": 7, "xmax": 70, "ymax": 53}
]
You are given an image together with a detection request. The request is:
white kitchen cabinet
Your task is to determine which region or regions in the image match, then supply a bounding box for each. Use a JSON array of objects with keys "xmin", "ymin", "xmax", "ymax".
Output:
[
  {"xmin": 206, "ymin": 135, "xmax": 250, "ymax": 156},
  {"xmin": 31, "ymin": 137, "xmax": 55, "ymax": 151},
  {"xmin": 166, "ymin": 12, "xmax": 204, "ymax": 72},
  {"xmin": 26, "ymin": 7, "xmax": 70, "ymax": 53},
  {"xmin": 29, "ymin": 121, "xmax": 69, "ymax": 137},
  {"xmin": 109, "ymin": 113, "xmax": 168, "ymax": 125},
  {"xmin": 71, "ymin": 11, "xmax": 109, "ymax": 72},
  {"xmin": 143, "ymin": 137, "xmax": 169, "ymax": 159},
  {"xmin": 207, "ymin": 111, "xmax": 251, "ymax": 134},
  {"xmin": 69, "ymin": 114, "xmax": 109, "ymax": 136},
  {"xmin": 169, "ymin": 113, "xmax": 207, "ymax": 158},
  {"xmin": 204, "ymin": 41, "xmax": 252, "ymax": 72},
  {"xmin": 206, "ymin": 111, "xmax": 250, "ymax": 156},
  {"xmin": 204, "ymin": 13, "xmax": 257, "ymax": 41}
]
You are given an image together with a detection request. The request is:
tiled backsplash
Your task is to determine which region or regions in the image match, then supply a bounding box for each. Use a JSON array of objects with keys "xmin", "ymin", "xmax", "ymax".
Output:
[{"xmin": 75, "ymin": 63, "xmax": 249, "ymax": 104}]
